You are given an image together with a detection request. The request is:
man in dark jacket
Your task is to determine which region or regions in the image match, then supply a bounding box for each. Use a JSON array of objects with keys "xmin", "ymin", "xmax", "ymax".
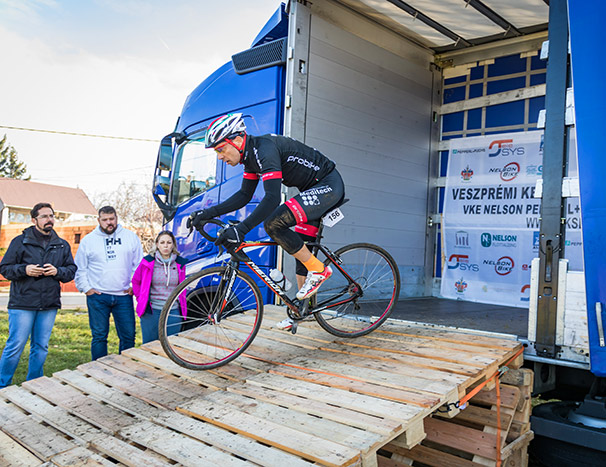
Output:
[{"xmin": 0, "ymin": 202, "xmax": 77, "ymax": 387}]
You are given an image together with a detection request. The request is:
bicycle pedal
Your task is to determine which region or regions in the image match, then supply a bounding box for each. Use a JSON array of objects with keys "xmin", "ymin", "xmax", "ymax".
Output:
[{"xmin": 290, "ymin": 321, "xmax": 299, "ymax": 334}]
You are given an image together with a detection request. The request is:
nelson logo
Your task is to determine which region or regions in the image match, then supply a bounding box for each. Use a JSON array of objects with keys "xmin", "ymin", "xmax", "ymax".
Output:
[
  {"xmin": 455, "ymin": 278, "xmax": 468, "ymax": 294},
  {"xmin": 488, "ymin": 139, "xmax": 525, "ymax": 157},
  {"xmin": 447, "ymin": 254, "xmax": 479, "ymax": 272},
  {"xmin": 483, "ymin": 256, "xmax": 515, "ymax": 275},
  {"xmin": 489, "ymin": 162, "xmax": 520, "ymax": 181}
]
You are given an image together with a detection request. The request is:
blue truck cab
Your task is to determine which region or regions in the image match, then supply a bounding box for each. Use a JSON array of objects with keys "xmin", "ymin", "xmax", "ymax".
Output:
[{"xmin": 152, "ymin": 5, "xmax": 289, "ymax": 303}]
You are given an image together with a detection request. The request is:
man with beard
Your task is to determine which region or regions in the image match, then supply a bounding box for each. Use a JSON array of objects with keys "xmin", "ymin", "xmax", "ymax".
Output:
[
  {"xmin": 75, "ymin": 206, "xmax": 143, "ymax": 360},
  {"xmin": 0, "ymin": 202, "xmax": 77, "ymax": 387}
]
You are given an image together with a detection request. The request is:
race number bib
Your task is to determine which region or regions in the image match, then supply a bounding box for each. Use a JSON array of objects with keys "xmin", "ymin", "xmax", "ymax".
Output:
[{"xmin": 323, "ymin": 207, "xmax": 344, "ymax": 227}]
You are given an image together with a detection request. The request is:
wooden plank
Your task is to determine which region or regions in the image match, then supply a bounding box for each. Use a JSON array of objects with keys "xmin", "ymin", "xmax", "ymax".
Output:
[
  {"xmin": 440, "ymin": 405, "xmax": 512, "ymax": 431},
  {"xmin": 54, "ymin": 369, "xmax": 163, "ymax": 420},
  {"xmin": 0, "ymin": 400, "xmax": 76, "ymax": 461},
  {"xmin": 21, "ymin": 377, "xmax": 136, "ymax": 434},
  {"xmin": 247, "ymin": 373, "xmax": 425, "ymax": 422},
  {"xmin": 124, "ymin": 345, "xmax": 244, "ymax": 387},
  {"xmin": 179, "ymin": 398, "xmax": 361, "ymax": 467},
  {"xmin": 0, "ymin": 430, "xmax": 41, "ymax": 466},
  {"xmin": 285, "ymin": 355, "xmax": 459, "ymax": 397},
  {"xmin": 90, "ymin": 435, "xmax": 174, "ymax": 467},
  {"xmin": 228, "ymin": 382, "xmax": 402, "ymax": 436},
  {"xmin": 269, "ymin": 361, "xmax": 442, "ymax": 407},
  {"xmin": 205, "ymin": 390, "xmax": 382, "ymax": 453},
  {"xmin": 389, "ymin": 418, "xmax": 426, "ymax": 449},
  {"xmin": 499, "ymin": 368, "xmax": 533, "ymax": 387},
  {"xmin": 97, "ymin": 353, "xmax": 212, "ymax": 398},
  {"xmin": 424, "ymin": 417, "xmax": 498, "ymax": 460},
  {"xmin": 77, "ymin": 361, "xmax": 190, "ymax": 409},
  {"xmin": 1, "ymin": 385, "xmax": 106, "ymax": 443},
  {"xmin": 151, "ymin": 410, "xmax": 315, "ymax": 467},
  {"xmin": 119, "ymin": 420, "xmax": 273, "ymax": 466},
  {"xmin": 384, "ymin": 442, "xmax": 485, "ymax": 467},
  {"xmin": 50, "ymin": 447, "xmax": 115, "ymax": 466},
  {"xmin": 472, "ymin": 384, "xmax": 521, "ymax": 410}
]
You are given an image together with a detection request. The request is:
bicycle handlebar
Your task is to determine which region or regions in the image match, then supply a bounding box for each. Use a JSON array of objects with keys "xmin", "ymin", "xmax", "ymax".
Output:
[{"xmin": 195, "ymin": 218, "xmax": 228, "ymax": 242}]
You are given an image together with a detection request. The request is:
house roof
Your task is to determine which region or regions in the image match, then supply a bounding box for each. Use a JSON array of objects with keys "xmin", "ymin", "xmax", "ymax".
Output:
[{"xmin": 0, "ymin": 178, "xmax": 96, "ymax": 215}]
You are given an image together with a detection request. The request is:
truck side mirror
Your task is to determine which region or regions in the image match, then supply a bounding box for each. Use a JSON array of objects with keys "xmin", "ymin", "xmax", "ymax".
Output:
[{"xmin": 158, "ymin": 134, "xmax": 177, "ymax": 171}]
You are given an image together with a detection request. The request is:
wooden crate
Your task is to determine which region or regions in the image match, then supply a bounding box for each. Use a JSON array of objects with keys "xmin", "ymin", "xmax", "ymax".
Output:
[{"xmin": 378, "ymin": 369, "xmax": 534, "ymax": 467}]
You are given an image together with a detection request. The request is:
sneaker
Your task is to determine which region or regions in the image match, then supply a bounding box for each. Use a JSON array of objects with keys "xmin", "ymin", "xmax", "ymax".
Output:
[
  {"xmin": 296, "ymin": 266, "xmax": 332, "ymax": 300},
  {"xmin": 276, "ymin": 318, "xmax": 294, "ymax": 331}
]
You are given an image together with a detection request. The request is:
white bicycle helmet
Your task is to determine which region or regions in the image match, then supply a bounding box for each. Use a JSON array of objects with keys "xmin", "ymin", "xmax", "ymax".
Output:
[{"xmin": 205, "ymin": 113, "xmax": 247, "ymax": 148}]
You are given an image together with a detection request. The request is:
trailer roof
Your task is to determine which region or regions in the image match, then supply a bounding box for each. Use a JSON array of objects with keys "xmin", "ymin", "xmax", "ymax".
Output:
[{"xmin": 335, "ymin": 0, "xmax": 549, "ymax": 53}]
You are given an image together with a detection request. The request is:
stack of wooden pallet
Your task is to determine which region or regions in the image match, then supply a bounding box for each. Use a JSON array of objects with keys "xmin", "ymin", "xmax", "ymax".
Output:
[{"xmin": 378, "ymin": 368, "xmax": 534, "ymax": 467}]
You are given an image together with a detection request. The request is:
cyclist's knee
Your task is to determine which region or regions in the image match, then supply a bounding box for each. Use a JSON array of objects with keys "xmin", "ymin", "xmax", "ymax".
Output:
[{"xmin": 264, "ymin": 204, "xmax": 295, "ymax": 237}]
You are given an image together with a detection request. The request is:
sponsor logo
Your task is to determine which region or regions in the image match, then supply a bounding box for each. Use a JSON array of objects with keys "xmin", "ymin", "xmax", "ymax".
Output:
[
  {"xmin": 539, "ymin": 134, "xmax": 544, "ymax": 154},
  {"xmin": 489, "ymin": 139, "xmax": 525, "ymax": 157},
  {"xmin": 565, "ymin": 240, "xmax": 583, "ymax": 247},
  {"xmin": 455, "ymin": 278, "xmax": 468, "ymax": 294},
  {"xmin": 526, "ymin": 164, "xmax": 543, "ymax": 176},
  {"xmin": 522, "ymin": 264, "xmax": 529, "ymax": 271},
  {"xmin": 455, "ymin": 231, "xmax": 470, "ymax": 248},
  {"xmin": 447, "ymin": 254, "xmax": 479, "ymax": 272},
  {"xmin": 520, "ymin": 284, "xmax": 530, "ymax": 302},
  {"xmin": 286, "ymin": 155, "xmax": 320, "ymax": 171},
  {"xmin": 482, "ymin": 256, "xmax": 515, "ymax": 275},
  {"xmin": 481, "ymin": 233, "xmax": 517, "ymax": 248},
  {"xmin": 533, "ymin": 231, "xmax": 540, "ymax": 251},
  {"xmin": 460, "ymin": 166, "xmax": 474, "ymax": 181},
  {"xmin": 489, "ymin": 162, "xmax": 520, "ymax": 181},
  {"xmin": 452, "ymin": 148, "xmax": 486, "ymax": 155}
]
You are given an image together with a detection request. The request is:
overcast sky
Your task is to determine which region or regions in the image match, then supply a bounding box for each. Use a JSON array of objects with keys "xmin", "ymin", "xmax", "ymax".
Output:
[{"xmin": 0, "ymin": 0, "xmax": 282, "ymax": 199}]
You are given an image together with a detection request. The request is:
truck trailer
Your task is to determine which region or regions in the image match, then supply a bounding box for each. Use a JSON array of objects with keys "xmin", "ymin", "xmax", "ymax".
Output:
[{"xmin": 152, "ymin": 1, "xmax": 605, "ymax": 463}]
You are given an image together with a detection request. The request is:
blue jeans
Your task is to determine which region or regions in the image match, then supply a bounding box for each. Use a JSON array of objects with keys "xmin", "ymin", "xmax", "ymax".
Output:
[
  {"xmin": 87, "ymin": 293, "xmax": 135, "ymax": 360},
  {"xmin": 139, "ymin": 306, "xmax": 182, "ymax": 344},
  {"xmin": 0, "ymin": 309, "xmax": 58, "ymax": 388}
]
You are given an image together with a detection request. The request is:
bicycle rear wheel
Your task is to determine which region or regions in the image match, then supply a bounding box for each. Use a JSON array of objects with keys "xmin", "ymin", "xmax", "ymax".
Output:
[
  {"xmin": 314, "ymin": 243, "xmax": 400, "ymax": 338},
  {"xmin": 158, "ymin": 266, "xmax": 263, "ymax": 370}
]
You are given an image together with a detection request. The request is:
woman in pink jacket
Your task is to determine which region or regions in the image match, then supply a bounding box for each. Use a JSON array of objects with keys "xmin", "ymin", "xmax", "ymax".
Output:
[{"xmin": 131, "ymin": 231, "xmax": 188, "ymax": 344}]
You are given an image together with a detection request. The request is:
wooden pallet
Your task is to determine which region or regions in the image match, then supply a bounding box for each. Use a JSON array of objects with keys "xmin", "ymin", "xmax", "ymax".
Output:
[
  {"xmin": 378, "ymin": 368, "xmax": 534, "ymax": 466},
  {"xmin": 0, "ymin": 305, "xmax": 524, "ymax": 466}
]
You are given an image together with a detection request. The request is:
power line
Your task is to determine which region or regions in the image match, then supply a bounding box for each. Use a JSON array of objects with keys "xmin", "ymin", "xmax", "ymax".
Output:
[{"xmin": 0, "ymin": 125, "xmax": 160, "ymax": 142}]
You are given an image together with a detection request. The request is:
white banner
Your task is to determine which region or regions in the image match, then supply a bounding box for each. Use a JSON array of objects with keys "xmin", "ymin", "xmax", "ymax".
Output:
[{"xmin": 441, "ymin": 132, "xmax": 543, "ymax": 308}]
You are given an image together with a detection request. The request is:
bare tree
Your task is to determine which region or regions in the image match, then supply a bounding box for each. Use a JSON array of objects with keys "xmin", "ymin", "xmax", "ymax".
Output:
[{"xmin": 94, "ymin": 180, "xmax": 163, "ymax": 252}]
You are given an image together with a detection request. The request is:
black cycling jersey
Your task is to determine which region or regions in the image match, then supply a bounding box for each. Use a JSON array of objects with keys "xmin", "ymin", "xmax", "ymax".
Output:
[
  {"xmin": 242, "ymin": 135, "xmax": 336, "ymax": 191},
  {"xmin": 206, "ymin": 134, "xmax": 337, "ymax": 235}
]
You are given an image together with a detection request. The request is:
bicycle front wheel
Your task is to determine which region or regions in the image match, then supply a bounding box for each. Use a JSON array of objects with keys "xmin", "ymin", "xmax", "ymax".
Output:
[
  {"xmin": 314, "ymin": 243, "xmax": 400, "ymax": 338},
  {"xmin": 158, "ymin": 266, "xmax": 263, "ymax": 370}
]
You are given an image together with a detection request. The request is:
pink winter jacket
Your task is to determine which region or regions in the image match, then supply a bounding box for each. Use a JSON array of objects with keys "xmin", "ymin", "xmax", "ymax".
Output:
[{"xmin": 131, "ymin": 254, "xmax": 188, "ymax": 317}]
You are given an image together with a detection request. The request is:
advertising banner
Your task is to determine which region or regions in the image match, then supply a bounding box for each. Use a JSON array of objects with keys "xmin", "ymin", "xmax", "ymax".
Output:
[{"xmin": 441, "ymin": 131, "xmax": 543, "ymax": 308}]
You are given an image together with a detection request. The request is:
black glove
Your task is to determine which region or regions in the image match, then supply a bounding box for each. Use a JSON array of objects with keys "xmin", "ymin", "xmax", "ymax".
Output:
[
  {"xmin": 187, "ymin": 209, "xmax": 213, "ymax": 231},
  {"xmin": 215, "ymin": 225, "xmax": 245, "ymax": 251}
]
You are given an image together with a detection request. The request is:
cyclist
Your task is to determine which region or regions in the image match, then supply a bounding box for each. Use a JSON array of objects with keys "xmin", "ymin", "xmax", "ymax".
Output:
[{"xmin": 188, "ymin": 113, "xmax": 345, "ymax": 328}]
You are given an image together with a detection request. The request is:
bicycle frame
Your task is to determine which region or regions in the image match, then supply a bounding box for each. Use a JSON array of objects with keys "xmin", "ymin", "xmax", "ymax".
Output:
[{"xmin": 229, "ymin": 240, "xmax": 363, "ymax": 319}]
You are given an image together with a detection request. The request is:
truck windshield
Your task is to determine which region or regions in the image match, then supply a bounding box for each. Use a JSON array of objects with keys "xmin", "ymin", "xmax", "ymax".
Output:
[{"xmin": 171, "ymin": 137, "xmax": 217, "ymax": 206}]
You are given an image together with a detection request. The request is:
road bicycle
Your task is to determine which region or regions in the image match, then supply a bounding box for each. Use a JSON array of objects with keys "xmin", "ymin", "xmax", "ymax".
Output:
[{"xmin": 158, "ymin": 211, "xmax": 400, "ymax": 370}]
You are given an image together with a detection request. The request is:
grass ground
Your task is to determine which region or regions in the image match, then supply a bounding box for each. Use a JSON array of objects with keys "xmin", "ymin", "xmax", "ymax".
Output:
[{"xmin": 0, "ymin": 309, "xmax": 142, "ymax": 386}]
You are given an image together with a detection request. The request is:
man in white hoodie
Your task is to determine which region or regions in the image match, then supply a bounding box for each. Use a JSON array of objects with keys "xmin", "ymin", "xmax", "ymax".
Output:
[{"xmin": 75, "ymin": 206, "xmax": 143, "ymax": 360}]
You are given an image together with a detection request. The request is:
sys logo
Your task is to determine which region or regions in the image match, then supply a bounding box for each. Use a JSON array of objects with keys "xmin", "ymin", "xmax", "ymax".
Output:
[
  {"xmin": 488, "ymin": 139, "xmax": 525, "ymax": 157},
  {"xmin": 455, "ymin": 278, "xmax": 468, "ymax": 294},
  {"xmin": 447, "ymin": 254, "xmax": 479, "ymax": 272},
  {"xmin": 520, "ymin": 284, "xmax": 530, "ymax": 302}
]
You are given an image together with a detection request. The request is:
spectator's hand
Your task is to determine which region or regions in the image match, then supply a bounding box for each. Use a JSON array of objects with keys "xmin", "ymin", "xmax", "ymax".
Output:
[
  {"xmin": 42, "ymin": 263, "xmax": 57, "ymax": 276},
  {"xmin": 214, "ymin": 225, "xmax": 243, "ymax": 251},
  {"xmin": 86, "ymin": 288, "xmax": 101, "ymax": 296},
  {"xmin": 187, "ymin": 209, "xmax": 212, "ymax": 231},
  {"xmin": 124, "ymin": 287, "xmax": 133, "ymax": 296},
  {"xmin": 26, "ymin": 264, "xmax": 45, "ymax": 277}
]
